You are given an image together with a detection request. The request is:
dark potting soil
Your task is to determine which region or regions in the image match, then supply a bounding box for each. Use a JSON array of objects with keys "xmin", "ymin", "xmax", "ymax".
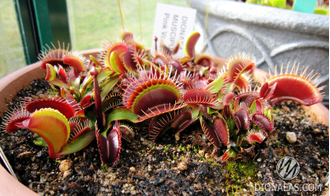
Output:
[{"xmin": 0, "ymin": 78, "xmax": 328, "ymax": 196}]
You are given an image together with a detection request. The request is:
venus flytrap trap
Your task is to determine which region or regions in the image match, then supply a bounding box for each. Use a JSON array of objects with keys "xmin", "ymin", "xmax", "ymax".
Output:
[{"xmin": 2, "ymin": 31, "xmax": 324, "ymax": 166}]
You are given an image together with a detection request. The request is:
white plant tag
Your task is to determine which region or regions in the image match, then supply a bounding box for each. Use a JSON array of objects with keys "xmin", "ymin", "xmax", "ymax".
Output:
[{"xmin": 151, "ymin": 3, "xmax": 196, "ymax": 56}]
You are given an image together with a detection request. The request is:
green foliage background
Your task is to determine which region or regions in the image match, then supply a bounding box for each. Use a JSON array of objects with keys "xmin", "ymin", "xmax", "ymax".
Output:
[{"xmin": 0, "ymin": 0, "xmax": 188, "ymax": 78}]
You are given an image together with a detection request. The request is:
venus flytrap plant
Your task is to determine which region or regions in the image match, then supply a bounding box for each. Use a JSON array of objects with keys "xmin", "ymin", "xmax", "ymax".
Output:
[{"xmin": 3, "ymin": 31, "xmax": 324, "ymax": 166}]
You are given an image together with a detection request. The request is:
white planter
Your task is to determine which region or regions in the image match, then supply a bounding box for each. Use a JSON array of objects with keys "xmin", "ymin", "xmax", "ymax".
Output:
[{"xmin": 190, "ymin": 0, "xmax": 329, "ymax": 105}]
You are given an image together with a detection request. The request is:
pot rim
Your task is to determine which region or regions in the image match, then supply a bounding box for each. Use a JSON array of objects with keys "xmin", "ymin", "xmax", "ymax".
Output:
[
  {"xmin": 0, "ymin": 49, "xmax": 103, "ymax": 118},
  {"xmin": 189, "ymin": 0, "xmax": 329, "ymax": 36}
]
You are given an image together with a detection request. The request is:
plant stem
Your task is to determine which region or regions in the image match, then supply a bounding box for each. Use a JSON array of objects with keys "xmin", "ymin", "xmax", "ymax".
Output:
[
  {"xmin": 202, "ymin": 0, "xmax": 210, "ymax": 53},
  {"xmin": 92, "ymin": 68, "xmax": 104, "ymax": 132},
  {"xmin": 117, "ymin": 0, "xmax": 125, "ymax": 31},
  {"xmin": 139, "ymin": 0, "xmax": 142, "ymax": 39}
]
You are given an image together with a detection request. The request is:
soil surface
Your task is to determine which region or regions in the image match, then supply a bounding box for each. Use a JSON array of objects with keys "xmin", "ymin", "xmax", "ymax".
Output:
[{"xmin": 0, "ymin": 79, "xmax": 329, "ymax": 196}]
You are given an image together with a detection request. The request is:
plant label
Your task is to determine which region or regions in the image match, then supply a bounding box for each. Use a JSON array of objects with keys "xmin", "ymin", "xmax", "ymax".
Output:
[{"xmin": 151, "ymin": 3, "xmax": 196, "ymax": 56}]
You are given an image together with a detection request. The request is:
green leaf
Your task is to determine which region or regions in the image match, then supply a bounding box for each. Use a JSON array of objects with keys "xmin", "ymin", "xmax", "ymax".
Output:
[
  {"xmin": 250, "ymin": 100, "xmax": 257, "ymax": 114},
  {"xmin": 206, "ymin": 76, "xmax": 223, "ymax": 94},
  {"xmin": 100, "ymin": 75, "xmax": 120, "ymax": 100},
  {"xmin": 216, "ymin": 93, "xmax": 224, "ymax": 102},
  {"xmin": 246, "ymin": 0, "xmax": 259, "ymax": 3},
  {"xmin": 190, "ymin": 106, "xmax": 201, "ymax": 119},
  {"xmin": 260, "ymin": 0, "xmax": 272, "ymax": 6},
  {"xmin": 57, "ymin": 130, "xmax": 95, "ymax": 157},
  {"xmin": 207, "ymin": 107, "xmax": 217, "ymax": 115},
  {"xmin": 80, "ymin": 75, "xmax": 93, "ymax": 96},
  {"xmin": 49, "ymin": 78, "xmax": 70, "ymax": 89},
  {"xmin": 33, "ymin": 136, "xmax": 48, "ymax": 147},
  {"xmin": 226, "ymin": 118, "xmax": 236, "ymax": 132},
  {"xmin": 269, "ymin": 0, "xmax": 286, "ymax": 8},
  {"xmin": 226, "ymin": 83, "xmax": 235, "ymax": 93},
  {"xmin": 106, "ymin": 107, "xmax": 139, "ymax": 127},
  {"xmin": 263, "ymin": 108, "xmax": 272, "ymax": 120},
  {"xmin": 90, "ymin": 55, "xmax": 102, "ymax": 66},
  {"xmin": 71, "ymin": 76, "xmax": 81, "ymax": 90},
  {"xmin": 98, "ymin": 67, "xmax": 113, "ymax": 83}
]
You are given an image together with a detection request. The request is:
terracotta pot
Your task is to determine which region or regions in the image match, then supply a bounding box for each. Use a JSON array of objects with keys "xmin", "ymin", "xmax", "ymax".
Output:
[
  {"xmin": 0, "ymin": 49, "xmax": 102, "ymax": 118},
  {"xmin": 0, "ymin": 50, "xmax": 328, "ymax": 195}
]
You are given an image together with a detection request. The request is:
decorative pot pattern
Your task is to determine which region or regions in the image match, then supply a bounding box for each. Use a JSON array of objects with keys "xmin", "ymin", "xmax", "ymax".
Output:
[{"xmin": 189, "ymin": 0, "xmax": 329, "ymax": 106}]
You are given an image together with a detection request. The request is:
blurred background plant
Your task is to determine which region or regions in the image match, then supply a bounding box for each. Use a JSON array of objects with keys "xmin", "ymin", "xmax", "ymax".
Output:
[
  {"xmin": 0, "ymin": 0, "xmax": 187, "ymax": 79},
  {"xmin": 239, "ymin": 0, "xmax": 329, "ymax": 15}
]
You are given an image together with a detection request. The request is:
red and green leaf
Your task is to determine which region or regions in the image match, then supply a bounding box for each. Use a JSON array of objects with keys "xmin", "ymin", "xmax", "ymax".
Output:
[
  {"xmin": 123, "ymin": 69, "xmax": 181, "ymax": 116},
  {"xmin": 233, "ymin": 107, "xmax": 250, "ymax": 131},
  {"xmin": 57, "ymin": 66, "xmax": 68, "ymax": 82},
  {"xmin": 104, "ymin": 42, "xmax": 128, "ymax": 68},
  {"xmin": 24, "ymin": 96, "xmax": 78, "ymax": 119},
  {"xmin": 122, "ymin": 47, "xmax": 138, "ymax": 73},
  {"xmin": 259, "ymin": 82, "xmax": 277, "ymax": 100},
  {"xmin": 3, "ymin": 109, "xmax": 31, "ymax": 133},
  {"xmin": 110, "ymin": 50, "xmax": 126, "ymax": 73},
  {"xmin": 251, "ymin": 112, "xmax": 273, "ymax": 134},
  {"xmin": 246, "ymin": 131, "xmax": 266, "ymax": 144},
  {"xmin": 121, "ymin": 31, "xmax": 134, "ymax": 42},
  {"xmin": 38, "ymin": 43, "xmax": 70, "ymax": 69},
  {"xmin": 45, "ymin": 64, "xmax": 57, "ymax": 81},
  {"xmin": 200, "ymin": 113, "xmax": 229, "ymax": 148},
  {"xmin": 63, "ymin": 55, "xmax": 86, "ymax": 77},
  {"xmin": 183, "ymin": 88, "xmax": 220, "ymax": 108},
  {"xmin": 80, "ymin": 94, "xmax": 94, "ymax": 108},
  {"xmin": 205, "ymin": 75, "xmax": 224, "ymax": 94},
  {"xmin": 96, "ymin": 121, "xmax": 122, "ymax": 165},
  {"xmin": 148, "ymin": 112, "xmax": 174, "ymax": 142},
  {"xmin": 226, "ymin": 53, "xmax": 255, "ymax": 82},
  {"xmin": 23, "ymin": 108, "xmax": 70, "ymax": 159},
  {"xmin": 200, "ymin": 117, "xmax": 221, "ymax": 147},
  {"xmin": 152, "ymin": 54, "xmax": 169, "ymax": 67},
  {"xmin": 100, "ymin": 75, "xmax": 120, "ymax": 101},
  {"xmin": 119, "ymin": 123, "xmax": 135, "ymax": 143},
  {"xmin": 214, "ymin": 114, "xmax": 230, "ymax": 146},
  {"xmin": 195, "ymin": 55, "xmax": 214, "ymax": 67},
  {"xmin": 185, "ymin": 31, "xmax": 200, "ymax": 59},
  {"xmin": 172, "ymin": 110, "xmax": 192, "ymax": 129},
  {"xmin": 266, "ymin": 69, "xmax": 323, "ymax": 106},
  {"xmin": 221, "ymin": 148, "xmax": 236, "ymax": 162}
]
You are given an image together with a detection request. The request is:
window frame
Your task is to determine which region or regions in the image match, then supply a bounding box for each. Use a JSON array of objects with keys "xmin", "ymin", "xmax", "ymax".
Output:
[{"xmin": 14, "ymin": 0, "xmax": 71, "ymax": 65}]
